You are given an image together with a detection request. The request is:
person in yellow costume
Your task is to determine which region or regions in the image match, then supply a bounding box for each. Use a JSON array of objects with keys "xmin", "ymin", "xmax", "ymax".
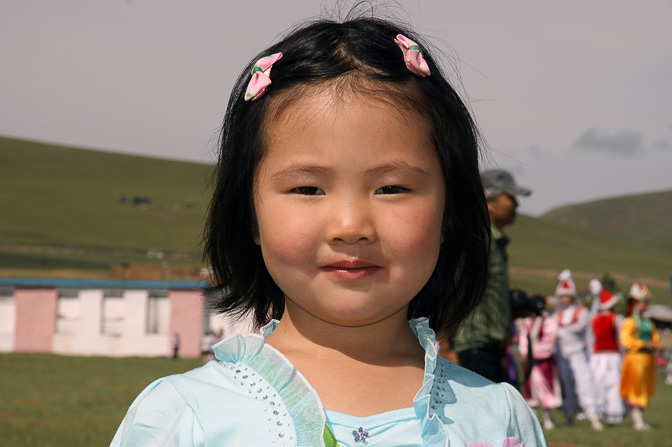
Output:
[{"xmin": 619, "ymin": 282, "xmax": 660, "ymax": 430}]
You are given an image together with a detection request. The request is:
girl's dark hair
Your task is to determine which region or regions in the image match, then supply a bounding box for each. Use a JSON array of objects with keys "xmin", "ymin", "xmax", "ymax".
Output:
[{"xmin": 204, "ymin": 17, "xmax": 490, "ymax": 337}]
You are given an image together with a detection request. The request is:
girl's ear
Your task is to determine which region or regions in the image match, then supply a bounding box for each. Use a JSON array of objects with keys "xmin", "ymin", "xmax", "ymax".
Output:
[
  {"xmin": 251, "ymin": 216, "xmax": 261, "ymax": 246},
  {"xmin": 252, "ymin": 225, "xmax": 261, "ymax": 245}
]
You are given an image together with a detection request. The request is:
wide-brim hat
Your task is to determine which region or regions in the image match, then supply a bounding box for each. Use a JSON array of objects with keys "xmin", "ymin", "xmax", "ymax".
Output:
[
  {"xmin": 481, "ymin": 169, "xmax": 532, "ymax": 198},
  {"xmin": 630, "ymin": 282, "xmax": 652, "ymax": 301}
]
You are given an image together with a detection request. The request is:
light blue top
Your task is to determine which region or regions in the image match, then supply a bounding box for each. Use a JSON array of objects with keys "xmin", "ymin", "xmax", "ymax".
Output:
[{"xmin": 111, "ymin": 318, "xmax": 547, "ymax": 447}]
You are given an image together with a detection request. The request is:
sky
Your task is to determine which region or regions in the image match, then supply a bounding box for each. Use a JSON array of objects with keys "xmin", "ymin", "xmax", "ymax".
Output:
[{"xmin": 1, "ymin": 1, "xmax": 671, "ymax": 216}]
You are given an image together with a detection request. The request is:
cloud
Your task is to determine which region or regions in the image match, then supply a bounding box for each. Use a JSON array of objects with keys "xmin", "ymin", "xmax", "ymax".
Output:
[
  {"xmin": 572, "ymin": 128, "xmax": 643, "ymax": 156},
  {"xmin": 652, "ymin": 139, "xmax": 672, "ymax": 151}
]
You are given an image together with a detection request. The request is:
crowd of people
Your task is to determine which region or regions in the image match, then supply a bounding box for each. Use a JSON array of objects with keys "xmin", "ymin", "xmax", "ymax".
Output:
[
  {"xmin": 435, "ymin": 168, "xmax": 666, "ymax": 434},
  {"xmin": 513, "ymin": 271, "xmax": 662, "ymax": 431}
]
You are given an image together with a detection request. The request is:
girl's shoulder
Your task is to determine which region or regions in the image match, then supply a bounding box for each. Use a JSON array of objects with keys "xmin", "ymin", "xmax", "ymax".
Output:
[
  {"xmin": 432, "ymin": 358, "xmax": 547, "ymax": 446},
  {"xmin": 112, "ymin": 333, "xmax": 326, "ymax": 447},
  {"xmin": 435, "ymin": 357, "xmax": 521, "ymax": 411}
]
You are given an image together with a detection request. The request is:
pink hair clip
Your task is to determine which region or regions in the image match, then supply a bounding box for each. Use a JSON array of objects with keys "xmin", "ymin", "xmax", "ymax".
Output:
[
  {"xmin": 244, "ymin": 52, "xmax": 283, "ymax": 102},
  {"xmin": 394, "ymin": 34, "xmax": 430, "ymax": 77}
]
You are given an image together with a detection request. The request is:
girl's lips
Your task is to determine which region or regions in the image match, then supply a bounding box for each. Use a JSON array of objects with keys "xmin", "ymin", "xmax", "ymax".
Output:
[
  {"xmin": 320, "ymin": 261, "xmax": 381, "ymax": 280},
  {"xmin": 320, "ymin": 265, "xmax": 381, "ymax": 280}
]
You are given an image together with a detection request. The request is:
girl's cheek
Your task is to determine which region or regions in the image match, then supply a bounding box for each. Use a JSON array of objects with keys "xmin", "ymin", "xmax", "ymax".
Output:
[
  {"xmin": 388, "ymin": 206, "xmax": 443, "ymax": 245},
  {"xmin": 258, "ymin": 209, "xmax": 317, "ymax": 263}
]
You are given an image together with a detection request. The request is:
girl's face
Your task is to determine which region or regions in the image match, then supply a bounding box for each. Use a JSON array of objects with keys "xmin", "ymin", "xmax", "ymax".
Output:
[{"xmin": 253, "ymin": 89, "xmax": 445, "ymax": 328}]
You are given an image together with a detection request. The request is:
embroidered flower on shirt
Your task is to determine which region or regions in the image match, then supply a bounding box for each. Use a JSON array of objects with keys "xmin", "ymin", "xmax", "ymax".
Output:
[
  {"xmin": 352, "ymin": 427, "xmax": 369, "ymax": 444},
  {"xmin": 468, "ymin": 437, "xmax": 524, "ymax": 447}
]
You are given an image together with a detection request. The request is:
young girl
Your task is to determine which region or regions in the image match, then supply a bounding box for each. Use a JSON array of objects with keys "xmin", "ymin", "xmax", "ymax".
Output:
[
  {"xmin": 111, "ymin": 17, "xmax": 546, "ymax": 447},
  {"xmin": 620, "ymin": 283, "xmax": 660, "ymax": 430}
]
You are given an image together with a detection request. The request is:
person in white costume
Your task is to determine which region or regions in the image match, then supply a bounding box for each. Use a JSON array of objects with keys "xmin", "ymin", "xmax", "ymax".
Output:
[{"xmin": 553, "ymin": 270, "xmax": 603, "ymax": 430}]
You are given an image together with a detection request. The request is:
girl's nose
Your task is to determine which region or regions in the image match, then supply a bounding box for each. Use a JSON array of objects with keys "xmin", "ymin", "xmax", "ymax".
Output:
[{"xmin": 325, "ymin": 198, "xmax": 376, "ymax": 245}]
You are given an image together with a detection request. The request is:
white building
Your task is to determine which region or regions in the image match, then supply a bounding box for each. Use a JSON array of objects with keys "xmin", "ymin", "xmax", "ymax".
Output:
[{"xmin": 0, "ymin": 278, "xmax": 253, "ymax": 358}]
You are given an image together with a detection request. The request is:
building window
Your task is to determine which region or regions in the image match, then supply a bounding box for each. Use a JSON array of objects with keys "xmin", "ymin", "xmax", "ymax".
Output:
[
  {"xmin": 102, "ymin": 291, "xmax": 124, "ymax": 336},
  {"xmin": 147, "ymin": 291, "xmax": 169, "ymax": 334},
  {"xmin": 0, "ymin": 288, "xmax": 14, "ymax": 336},
  {"xmin": 55, "ymin": 289, "xmax": 80, "ymax": 334}
]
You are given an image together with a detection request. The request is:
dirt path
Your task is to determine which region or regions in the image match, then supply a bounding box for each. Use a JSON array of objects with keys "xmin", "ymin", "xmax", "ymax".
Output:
[
  {"xmin": 510, "ymin": 267, "xmax": 670, "ymax": 288},
  {"xmin": 0, "ymin": 243, "xmax": 194, "ymax": 259}
]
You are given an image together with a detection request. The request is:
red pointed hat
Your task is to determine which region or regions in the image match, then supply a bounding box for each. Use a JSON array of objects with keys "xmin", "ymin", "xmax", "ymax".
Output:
[
  {"xmin": 555, "ymin": 269, "xmax": 577, "ymax": 296},
  {"xmin": 598, "ymin": 288, "xmax": 619, "ymax": 310}
]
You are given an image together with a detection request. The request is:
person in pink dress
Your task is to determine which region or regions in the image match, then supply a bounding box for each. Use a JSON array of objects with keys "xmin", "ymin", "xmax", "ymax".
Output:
[{"xmin": 518, "ymin": 295, "xmax": 562, "ymax": 429}]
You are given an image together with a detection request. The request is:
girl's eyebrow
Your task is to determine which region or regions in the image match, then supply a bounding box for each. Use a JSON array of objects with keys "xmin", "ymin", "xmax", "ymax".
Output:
[
  {"xmin": 270, "ymin": 164, "xmax": 328, "ymax": 180},
  {"xmin": 270, "ymin": 161, "xmax": 432, "ymax": 180},
  {"xmin": 366, "ymin": 162, "xmax": 432, "ymax": 177}
]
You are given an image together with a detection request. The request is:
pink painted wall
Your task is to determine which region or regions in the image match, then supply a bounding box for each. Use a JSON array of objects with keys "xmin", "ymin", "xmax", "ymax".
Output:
[
  {"xmin": 168, "ymin": 290, "xmax": 203, "ymax": 358},
  {"xmin": 14, "ymin": 288, "xmax": 57, "ymax": 353}
]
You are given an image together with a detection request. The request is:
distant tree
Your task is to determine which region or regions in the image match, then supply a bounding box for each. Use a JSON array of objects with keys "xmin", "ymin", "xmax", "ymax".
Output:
[
  {"xmin": 601, "ymin": 272, "xmax": 626, "ymax": 315},
  {"xmin": 601, "ymin": 273, "xmax": 619, "ymax": 293}
]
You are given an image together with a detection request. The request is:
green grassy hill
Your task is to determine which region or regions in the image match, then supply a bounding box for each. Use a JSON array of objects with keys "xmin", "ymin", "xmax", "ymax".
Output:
[
  {"xmin": 506, "ymin": 214, "xmax": 671, "ymax": 303},
  {"xmin": 0, "ymin": 136, "xmax": 213, "ymax": 276},
  {"xmin": 540, "ymin": 190, "xmax": 672, "ymax": 253},
  {"xmin": 1, "ymin": 136, "xmax": 670, "ymax": 301}
]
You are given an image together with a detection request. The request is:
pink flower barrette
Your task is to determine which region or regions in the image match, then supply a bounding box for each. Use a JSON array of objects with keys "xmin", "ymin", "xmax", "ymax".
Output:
[
  {"xmin": 244, "ymin": 52, "xmax": 283, "ymax": 102},
  {"xmin": 394, "ymin": 34, "xmax": 430, "ymax": 77}
]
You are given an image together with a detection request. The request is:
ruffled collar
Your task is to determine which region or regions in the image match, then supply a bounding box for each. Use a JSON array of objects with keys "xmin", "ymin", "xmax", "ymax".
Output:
[{"xmin": 213, "ymin": 318, "xmax": 449, "ymax": 446}]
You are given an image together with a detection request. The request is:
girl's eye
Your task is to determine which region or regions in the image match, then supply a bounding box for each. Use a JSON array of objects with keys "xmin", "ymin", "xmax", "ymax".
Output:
[
  {"xmin": 291, "ymin": 186, "xmax": 325, "ymax": 196},
  {"xmin": 375, "ymin": 185, "xmax": 409, "ymax": 195}
]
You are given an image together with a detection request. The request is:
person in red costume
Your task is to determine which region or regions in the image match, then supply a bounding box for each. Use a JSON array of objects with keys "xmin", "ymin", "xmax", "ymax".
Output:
[{"xmin": 589, "ymin": 283, "xmax": 624, "ymax": 425}]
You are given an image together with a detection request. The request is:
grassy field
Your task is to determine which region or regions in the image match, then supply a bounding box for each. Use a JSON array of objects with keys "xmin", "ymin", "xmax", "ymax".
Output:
[
  {"xmin": 0, "ymin": 353, "xmax": 670, "ymax": 446},
  {"xmin": 0, "ymin": 354, "xmax": 202, "ymax": 446},
  {"xmin": 542, "ymin": 379, "xmax": 672, "ymax": 447}
]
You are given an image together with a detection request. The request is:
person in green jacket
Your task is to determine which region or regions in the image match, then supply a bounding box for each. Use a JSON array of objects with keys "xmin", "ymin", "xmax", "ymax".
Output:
[{"xmin": 441, "ymin": 169, "xmax": 531, "ymax": 383}]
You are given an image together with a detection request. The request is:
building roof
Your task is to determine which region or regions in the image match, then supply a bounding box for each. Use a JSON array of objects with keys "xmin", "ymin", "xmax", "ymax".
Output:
[{"xmin": 0, "ymin": 278, "xmax": 205, "ymax": 289}]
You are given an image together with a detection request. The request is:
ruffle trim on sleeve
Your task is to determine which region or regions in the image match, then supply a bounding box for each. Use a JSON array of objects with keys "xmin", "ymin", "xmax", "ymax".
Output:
[
  {"xmin": 212, "ymin": 321, "xmax": 326, "ymax": 447},
  {"xmin": 410, "ymin": 318, "xmax": 451, "ymax": 447}
]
